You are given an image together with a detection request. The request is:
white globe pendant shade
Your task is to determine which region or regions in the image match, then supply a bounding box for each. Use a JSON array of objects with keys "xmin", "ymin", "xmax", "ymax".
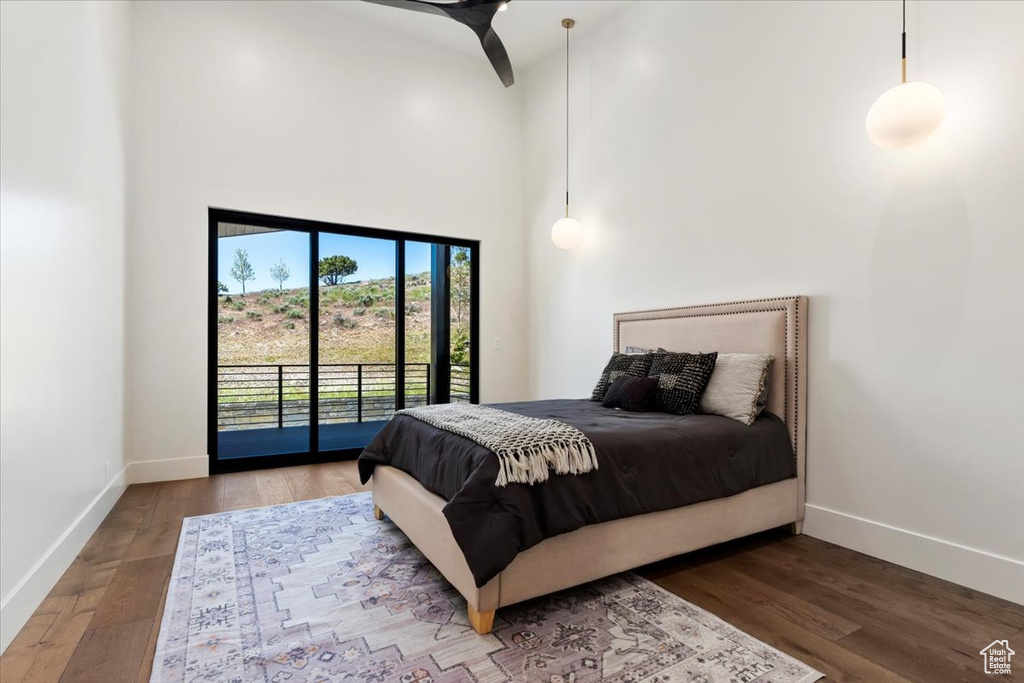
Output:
[
  {"xmin": 551, "ymin": 216, "xmax": 583, "ymax": 250},
  {"xmin": 866, "ymin": 80, "xmax": 946, "ymax": 150}
]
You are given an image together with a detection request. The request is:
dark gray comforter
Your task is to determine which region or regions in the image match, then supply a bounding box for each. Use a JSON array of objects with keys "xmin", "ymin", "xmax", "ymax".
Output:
[{"xmin": 358, "ymin": 399, "xmax": 795, "ymax": 587}]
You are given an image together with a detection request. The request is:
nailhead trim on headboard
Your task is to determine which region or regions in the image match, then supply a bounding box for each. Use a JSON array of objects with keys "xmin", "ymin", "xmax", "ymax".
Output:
[{"xmin": 617, "ymin": 295, "xmax": 799, "ymax": 311}]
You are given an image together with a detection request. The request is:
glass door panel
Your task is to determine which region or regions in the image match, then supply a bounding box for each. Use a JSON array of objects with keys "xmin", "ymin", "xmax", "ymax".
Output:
[
  {"xmin": 215, "ymin": 225, "xmax": 311, "ymax": 460},
  {"xmin": 401, "ymin": 241, "xmax": 476, "ymax": 406},
  {"xmin": 404, "ymin": 241, "xmax": 432, "ymax": 408},
  {"xmin": 449, "ymin": 246, "xmax": 472, "ymax": 402},
  {"xmin": 317, "ymin": 232, "xmax": 397, "ymax": 452}
]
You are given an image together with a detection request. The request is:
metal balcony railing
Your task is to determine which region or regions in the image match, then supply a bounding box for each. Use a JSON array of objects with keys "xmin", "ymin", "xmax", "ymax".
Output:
[{"xmin": 217, "ymin": 363, "xmax": 470, "ymax": 431}]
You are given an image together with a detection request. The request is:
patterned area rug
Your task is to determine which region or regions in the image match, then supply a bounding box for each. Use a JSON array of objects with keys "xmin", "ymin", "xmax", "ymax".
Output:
[{"xmin": 151, "ymin": 493, "xmax": 823, "ymax": 682}]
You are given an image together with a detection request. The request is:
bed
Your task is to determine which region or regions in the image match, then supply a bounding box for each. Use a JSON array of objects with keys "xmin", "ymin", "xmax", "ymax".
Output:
[{"xmin": 359, "ymin": 296, "xmax": 807, "ymax": 634}]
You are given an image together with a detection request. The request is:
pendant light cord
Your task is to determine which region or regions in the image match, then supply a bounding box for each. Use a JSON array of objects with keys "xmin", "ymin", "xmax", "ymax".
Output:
[
  {"xmin": 901, "ymin": 0, "xmax": 907, "ymax": 83},
  {"xmin": 565, "ymin": 23, "xmax": 570, "ymax": 217}
]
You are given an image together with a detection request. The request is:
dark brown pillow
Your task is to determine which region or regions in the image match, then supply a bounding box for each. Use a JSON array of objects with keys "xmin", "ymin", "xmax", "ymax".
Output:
[
  {"xmin": 602, "ymin": 376, "xmax": 658, "ymax": 412},
  {"xmin": 591, "ymin": 353, "xmax": 653, "ymax": 401},
  {"xmin": 647, "ymin": 351, "xmax": 718, "ymax": 415}
]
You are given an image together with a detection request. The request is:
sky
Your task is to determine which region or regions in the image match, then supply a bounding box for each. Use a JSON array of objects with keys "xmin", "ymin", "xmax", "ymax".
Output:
[{"xmin": 218, "ymin": 231, "xmax": 433, "ymax": 294}]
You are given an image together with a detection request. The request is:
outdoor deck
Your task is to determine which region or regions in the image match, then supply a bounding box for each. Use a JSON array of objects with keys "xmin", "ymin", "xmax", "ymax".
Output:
[{"xmin": 217, "ymin": 421, "xmax": 389, "ymax": 459}]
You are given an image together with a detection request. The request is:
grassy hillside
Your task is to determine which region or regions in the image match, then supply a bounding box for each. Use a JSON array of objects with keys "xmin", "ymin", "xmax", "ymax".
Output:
[{"xmin": 218, "ymin": 273, "xmax": 464, "ymax": 366}]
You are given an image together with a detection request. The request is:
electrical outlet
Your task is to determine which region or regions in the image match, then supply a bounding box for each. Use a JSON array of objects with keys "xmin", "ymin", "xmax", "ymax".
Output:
[
  {"xmin": 493, "ymin": 337, "xmax": 501, "ymax": 350},
  {"xmin": 104, "ymin": 460, "xmax": 109, "ymax": 482}
]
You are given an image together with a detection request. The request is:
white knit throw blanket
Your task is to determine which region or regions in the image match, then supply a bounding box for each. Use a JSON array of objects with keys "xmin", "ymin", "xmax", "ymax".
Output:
[{"xmin": 396, "ymin": 403, "xmax": 598, "ymax": 487}]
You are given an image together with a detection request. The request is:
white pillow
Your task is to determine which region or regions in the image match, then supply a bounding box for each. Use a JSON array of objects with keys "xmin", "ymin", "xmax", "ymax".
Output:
[
  {"xmin": 699, "ymin": 353, "xmax": 773, "ymax": 425},
  {"xmin": 623, "ymin": 345, "xmax": 653, "ymax": 355}
]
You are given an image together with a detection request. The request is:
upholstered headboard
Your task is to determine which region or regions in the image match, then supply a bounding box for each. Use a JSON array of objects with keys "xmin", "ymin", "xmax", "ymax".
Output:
[{"xmin": 614, "ymin": 296, "xmax": 808, "ymax": 514}]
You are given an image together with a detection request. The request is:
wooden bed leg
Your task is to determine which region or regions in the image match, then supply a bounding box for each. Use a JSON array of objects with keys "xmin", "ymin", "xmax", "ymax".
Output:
[
  {"xmin": 467, "ymin": 604, "xmax": 495, "ymax": 635},
  {"xmin": 373, "ymin": 505, "xmax": 385, "ymax": 521},
  {"xmin": 790, "ymin": 521, "xmax": 803, "ymax": 535}
]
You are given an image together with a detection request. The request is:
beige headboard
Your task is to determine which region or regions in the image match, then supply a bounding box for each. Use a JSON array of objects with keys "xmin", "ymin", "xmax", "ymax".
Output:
[{"xmin": 614, "ymin": 297, "xmax": 808, "ymax": 511}]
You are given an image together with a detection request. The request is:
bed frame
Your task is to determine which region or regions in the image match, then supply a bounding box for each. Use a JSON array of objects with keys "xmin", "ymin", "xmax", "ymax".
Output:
[{"xmin": 371, "ymin": 296, "xmax": 807, "ymax": 634}]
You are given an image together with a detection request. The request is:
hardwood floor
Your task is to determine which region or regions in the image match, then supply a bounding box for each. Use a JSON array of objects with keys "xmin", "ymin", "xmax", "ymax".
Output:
[{"xmin": 1, "ymin": 461, "xmax": 1020, "ymax": 682}]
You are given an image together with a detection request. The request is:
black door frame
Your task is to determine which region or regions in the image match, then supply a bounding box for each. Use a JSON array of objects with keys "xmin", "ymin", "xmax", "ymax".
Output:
[{"xmin": 208, "ymin": 207, "xmax": 480, "ymax": 474}]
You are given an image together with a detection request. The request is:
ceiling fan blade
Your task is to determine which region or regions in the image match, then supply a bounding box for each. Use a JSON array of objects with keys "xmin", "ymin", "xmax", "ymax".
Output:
[
  {"xmin": 478, "ymin": 26, "xmax": 514, "ymax": 87},
  {"xmin": 361, "ymin": 0, "xmax": 515, "ymax": 88}
]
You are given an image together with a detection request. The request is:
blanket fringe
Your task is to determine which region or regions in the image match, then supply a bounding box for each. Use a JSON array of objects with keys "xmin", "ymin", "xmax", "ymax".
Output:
[{"xmin": 491, "ymin": 441, "xmax": 597, "ymax": 486}]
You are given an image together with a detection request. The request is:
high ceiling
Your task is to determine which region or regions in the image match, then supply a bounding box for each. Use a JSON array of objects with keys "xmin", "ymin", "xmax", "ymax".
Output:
[{"xmin": 320, "ymin": 0, "xmax": 631, "ymax": 72}]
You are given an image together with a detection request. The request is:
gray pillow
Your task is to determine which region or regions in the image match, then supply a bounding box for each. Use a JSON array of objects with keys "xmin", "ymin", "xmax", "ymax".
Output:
[{"xmin": 699, "ymin": 354, "xmax": 774, "ymax": 425}]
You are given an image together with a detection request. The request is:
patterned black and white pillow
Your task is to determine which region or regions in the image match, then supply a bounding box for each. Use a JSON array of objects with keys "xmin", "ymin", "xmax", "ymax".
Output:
[
  {"xmin": 647, "ymin": 351, "xmax": 718, "ymax": 415},
  {"xmin": 591, "ymin": 353, "xmax": 653, "ymax": 401}
]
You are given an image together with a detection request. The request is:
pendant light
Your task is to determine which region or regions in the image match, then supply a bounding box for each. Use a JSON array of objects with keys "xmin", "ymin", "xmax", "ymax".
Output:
[
  {"xmin": 866, "ymin": 0, "xmax": 945, "ymax": 150},
  {"xmin": 551, "ymin": 18, "xmax": 583, "ymax": 250}
]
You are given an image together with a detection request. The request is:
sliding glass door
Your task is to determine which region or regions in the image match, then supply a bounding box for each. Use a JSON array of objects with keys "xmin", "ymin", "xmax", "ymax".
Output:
[
  {"xmin": 214, "ymin": 225, "xmax": 311, "ymax": 460},
  {"xmin": 209, "ymin": 209, "xmax": 478, "ymax": 474},
  {"xmin": 316, "ymin": 233, "xmax": 398, "ymax": 452}
]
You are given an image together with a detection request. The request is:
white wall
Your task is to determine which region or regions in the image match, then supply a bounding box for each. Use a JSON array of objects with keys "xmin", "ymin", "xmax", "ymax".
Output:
[
  {"xmin": 522, "ymin": 0, "xmax": 1023, "ymax": 603},
  {"xmin": 0, "ymin": 0, "xmax": 130, "ymax": 651},
  {"xmin": 126, "ymin": 1, "xmax": 528, "ymax": 482}
]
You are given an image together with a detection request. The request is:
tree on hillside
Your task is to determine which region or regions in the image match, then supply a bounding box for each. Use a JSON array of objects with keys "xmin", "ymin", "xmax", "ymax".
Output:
[
  {"xmin": 230, "ymin": 248, "xmax": 256, "ymax": 294},
  {"xmin": 451, "ymin": 328, "xmax": 470, "ymax": 365},
  {"xmin": 319, "ymin": 255, "xmax": 358, "ymax": 286},
  {"xmin": 451, "ymin": 247, "xmax": 470, "ymax": 322},
  {"xmin": 269, "ymin": 260, "xmax": 290, "ymax": 291},
  {"xmin": 218, "ymin": 281, "xmax": 228, "ymax": 294}
]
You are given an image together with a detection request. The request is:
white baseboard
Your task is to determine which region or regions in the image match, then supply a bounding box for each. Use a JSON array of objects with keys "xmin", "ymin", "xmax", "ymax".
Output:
[
  {"xmin": 0, "ymin": 466, "xmax": 129, "ymax": 654},
  {"xmin": 0, "ymin": 455, "xmax": 208, "ymax": 654},
  {"xmin": 128, "ymin": 455, "xmax": 208, "ymax": 484},
  {"xmin": 803, "ymin": 503, "xmax": 1024, "ymax": 605}
]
